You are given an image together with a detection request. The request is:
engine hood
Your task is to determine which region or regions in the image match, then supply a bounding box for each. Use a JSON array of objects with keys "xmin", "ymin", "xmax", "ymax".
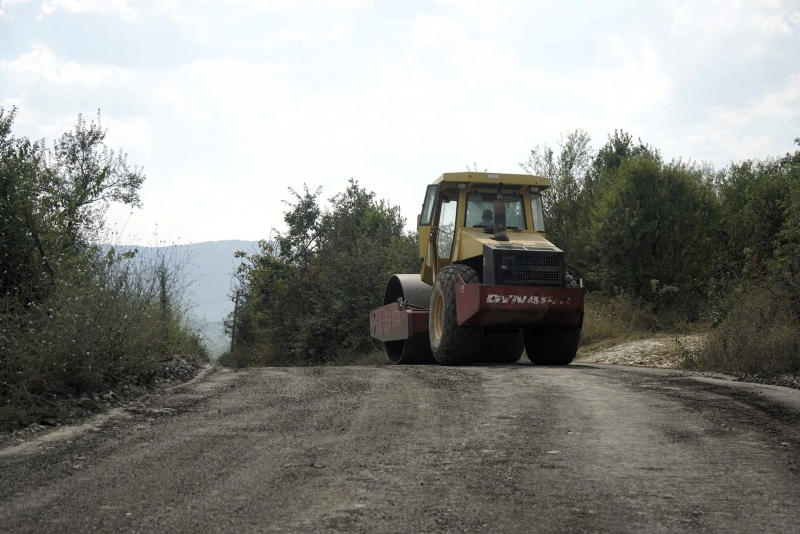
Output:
[{"xmin": 454, "ymin": 228, "xmax": 557, "ymax": 262}]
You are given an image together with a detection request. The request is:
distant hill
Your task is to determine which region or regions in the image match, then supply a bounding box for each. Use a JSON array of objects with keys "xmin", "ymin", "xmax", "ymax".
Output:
[{"xmin": 113, "ymin": 240, "xmax": 259, "ymax": 357}]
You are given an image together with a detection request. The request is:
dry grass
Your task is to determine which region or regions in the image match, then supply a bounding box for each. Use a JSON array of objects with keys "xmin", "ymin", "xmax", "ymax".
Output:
[
  {"xmin": 340, "ymin": 350, "xmax": 389, "ymax": 366},
  {"xmin": 1, "ymin": 247, "xmax": 207, "ymax": 430},
  {"xmin": 691, "ymin": 287, "xmax": 800, "ymax": 374},
  {"xmin": 217, "ymin": 343, "xmax": 282, "ymax": 368},
  {"xmin": 580, "ymin": 292, "xmax": 659, "ymax": 347}
]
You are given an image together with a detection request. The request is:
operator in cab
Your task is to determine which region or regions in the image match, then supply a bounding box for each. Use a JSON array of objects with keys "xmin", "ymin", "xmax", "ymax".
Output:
[{"xmin": 476, "ymin": 208, "xmax": 493, "ymax": 228}]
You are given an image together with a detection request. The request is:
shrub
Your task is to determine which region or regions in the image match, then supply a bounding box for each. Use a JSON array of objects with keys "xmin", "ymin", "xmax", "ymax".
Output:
[
  {"xmin": 695, "ymin": 286, "xmax": 800, "ymax": 374},
  {"xmin": 223, "ymin": 180, "xmax": 417, "ymax": 366},
  {"xmin": 580, "ymin": 292, "xmax": 659, "ymax": 346},
  {"xmin": 0, "ymin": 108, "xmax": 206, "ymax": 429},
  {"xmin": 0, "ymin": 246, "xmax": 207, "ymax": 429}
]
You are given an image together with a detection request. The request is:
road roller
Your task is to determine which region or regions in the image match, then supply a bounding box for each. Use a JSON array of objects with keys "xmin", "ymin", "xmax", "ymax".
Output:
[{"xmin": 369, "ymin": 172, "xmax": 584, "ymax": 365}]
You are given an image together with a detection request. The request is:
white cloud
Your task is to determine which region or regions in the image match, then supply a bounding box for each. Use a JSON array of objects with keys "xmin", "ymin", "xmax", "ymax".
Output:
[
  {"xmin": 0, "ymin": 0, "xmax": 30, "ymax": 17},
  {"xmin": 227, "ymin": 0, "xmax": 371, "ymax": 10},
  {"xmin": 1, "ymin": 96, "xmax": 25, "ymax": 110},
  {"xmin": 658, "ymin": 72, "xmax": 800, "ymax": 163},
  {"xmin": 667, "ymin": 0, "xmax": 796, "ymax": 55},
  {"xmin": 161, "ymin": 0, "xmax": 368, "ymax": 44},
  {"xmin": 40, "ymin": 0, "xmax": 139, "ymax": 20},
  {"xmin": 0, "ymin": 43, "xmax": 134, "ymax": 87},
  {"xmin": 243, "ymin": 21, "xmax": 352, "ymax": 51},
  {"xmin": 162, "ymin": 0, "xmax": 371, "ymax": 13},
  {"xmin": 102, "ymin": 117, "xmax": 153, "ymax": 158},
  {"xmin": 586, "ymin": 36, "xmax": 671, "ymax": 119},
  {"xmin": 712, "ymin": 73, "xmax": 800, "ymax": 127},
  {"xmin": 435, "ymin": 0, "xmax": 525, "ymax": 31},
  {"xmin": 150, "ymin": 58, "xmax": 286, "ymax": 124},
  {"xmin": 752, "ymin": 12, "xmax": 792, "ymax": 35}
]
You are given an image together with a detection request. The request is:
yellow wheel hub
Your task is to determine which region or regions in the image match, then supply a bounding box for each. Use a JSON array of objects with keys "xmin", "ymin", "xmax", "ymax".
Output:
[{"xmin": 432, "ymin": 291, "xmax": 444, "ymax": 342}]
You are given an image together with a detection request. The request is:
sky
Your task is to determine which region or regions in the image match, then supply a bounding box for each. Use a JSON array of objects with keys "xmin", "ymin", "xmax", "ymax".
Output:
[{"xmin": 1, "ymin": 0, "xmax": 799, "ymax": 245}]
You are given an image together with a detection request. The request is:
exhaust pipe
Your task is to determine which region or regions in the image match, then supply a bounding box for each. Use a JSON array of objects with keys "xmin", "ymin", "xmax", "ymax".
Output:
[{"xmin": 493, "ymin": 182, "xmax": 509, "ymax": 241}]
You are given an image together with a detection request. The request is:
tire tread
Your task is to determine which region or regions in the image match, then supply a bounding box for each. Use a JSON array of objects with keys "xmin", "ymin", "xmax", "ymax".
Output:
[{"xmin": 430, "ymin": 265, "xmax": 482, "ymax": 366}]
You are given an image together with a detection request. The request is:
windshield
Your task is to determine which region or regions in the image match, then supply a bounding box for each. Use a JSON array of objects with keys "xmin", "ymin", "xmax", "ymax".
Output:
[{"xmin": 465, "ymin": 193, "xmax": 527, "ymax": 229}]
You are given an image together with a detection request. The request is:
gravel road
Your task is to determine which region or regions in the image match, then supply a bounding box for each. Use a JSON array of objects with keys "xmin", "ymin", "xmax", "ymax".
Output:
[{"xmin": 2, "ymin": 363, "xmax": 799, "ymax": 533}]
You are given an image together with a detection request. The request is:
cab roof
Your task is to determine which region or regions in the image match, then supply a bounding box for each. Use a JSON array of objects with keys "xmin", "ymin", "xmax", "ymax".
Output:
[{"xmin": 433, "ymin": 172, "xmax": 551, "ymax": 189}]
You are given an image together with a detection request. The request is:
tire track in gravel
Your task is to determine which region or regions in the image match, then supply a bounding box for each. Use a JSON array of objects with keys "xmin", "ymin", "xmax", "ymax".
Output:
[{"xmin": 1, "ymin": 364, "xmax": 800, "ymax": 533}]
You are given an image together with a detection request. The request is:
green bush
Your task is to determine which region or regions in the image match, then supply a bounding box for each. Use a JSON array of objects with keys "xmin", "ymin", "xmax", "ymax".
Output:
[
  {"xmin": 580, "ymin": 292, "xmax": 659, "ymax": 346},
  {"xmin": 0, "ymin": 108, "xmax": 206, "ymax": 429},
  {"xmin": 1, "ymin": 247, "xmax": 207, "ymax": 426},
  {"xmin": 528, "ymin": 131, "xmax": 800, "ymax": 374},
  {"xmin": 223, "ymin": 180, "xmax": 417, "ymax": 366},
  {"xmin": 587, "ymin": 155, "xmax": 718, "ymax": 318},
  {"xmin": 695, "ymin": 286, "xmax": 799, "ymax": 374}
]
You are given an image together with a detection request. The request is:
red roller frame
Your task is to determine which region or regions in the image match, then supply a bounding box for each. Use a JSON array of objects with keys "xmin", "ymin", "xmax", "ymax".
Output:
[
  {"xmin": 453, "ymin": 275, "xmax": 584, "ymax": 328},
  {"xmin": 370, "ymin": 302, "xmax": 429, "ymax": 342},
  {"xmin": 369, "ymin": 277, "xmax": 584, "ymax": 342}
]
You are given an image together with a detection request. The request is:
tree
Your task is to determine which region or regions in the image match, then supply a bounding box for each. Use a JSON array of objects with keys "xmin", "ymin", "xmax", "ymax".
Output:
[
  {"xmin": 48, "ymin": 111, "xmax": 146, "ymax": 248},
  {"xmin": 228, "ymin": 180, "xmax": 417, "ymax": 365},
  {"xmin": 1, "ymin": 108, "xmax": 147, "ymax": 305},
  {"xmin": 519, "ymin": 129, "xmax": 596, "ymax": 279},
  {"xmin": 588, "ymin": 154, "xmax": 718, "ymax": 316},
  {"xmin": 772, "ymin": 139, "xmax": 800, "ymax": 319},
  {"xmin": 276, "ymin": 185, "xmax": 322, "ymax": 265},
  {"xmin": 592, "ymin": 129, "xmax": 658, "ymax": 180},
  {"xmin": 520, "ymin": 128, "xmax": 593, "ymax": 216},
  {"xmin": 0, "ymin": 107, "xmax": 51, "ymax": 299}
]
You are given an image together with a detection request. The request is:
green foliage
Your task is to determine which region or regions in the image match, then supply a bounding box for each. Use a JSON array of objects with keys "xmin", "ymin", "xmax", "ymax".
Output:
[
  {"xmin": 519, "ymin": 129, "xmax": 594, "ymax": 266},
  {"xmin": 227, "ymin": 128, "xmax": 800, "ymax": 376},
  {"xmin": 588, "ymin": 155, "xmax": 718, "ymax": 317},
  {"xmin": 521, "ymin": 128, "xmax": 714, "ymax": 319},
  {"xmin": 694, "ymin": 140, "xmax": 800, "ymax": 374},
  {"xmin": 592, "ymin": 130, "xmax": 657, "ymax": 178},
  {"xmin": 695, "ymin": 286, "xmax": 799, "ymax": 374},
  {"xmin": 0, "ymin": 108, "xmax": 205, "ymax": 429},
  {"xmin": 527, "ymin": 129, "xmax": 800, "ymax": 374},
  {"xmin": 580, "ymin": 292, "xmax": 659, "ymax": 347},
  {"xmin": 224, "ymin": 179, "xmax": 417, "ymax": 366},
  {"xmin": 0, "ymin": 107, "xmax": 51, "ymax": 302}
]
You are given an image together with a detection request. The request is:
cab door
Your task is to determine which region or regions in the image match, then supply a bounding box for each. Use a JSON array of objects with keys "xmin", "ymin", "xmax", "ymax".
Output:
[
  {"xmin": 434, "ymin": 196, "xmax": 458, "ymax": 277},
  {"xmin": 418, "ymin": 185, "xmax": 438, "ymax": 285}
]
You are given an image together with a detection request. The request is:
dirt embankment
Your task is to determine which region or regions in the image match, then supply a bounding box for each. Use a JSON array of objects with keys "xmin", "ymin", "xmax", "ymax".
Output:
[
  {"xmin": 576, "ymin": 335, "xmax": 800, "ymax": 390},
  {"xmin": 575, "ymin": 335, "xmax": 704, "ymax": 368},
  {"xmin": 0, "ymin": 355, "xmax": 208, "ymax": 449}
]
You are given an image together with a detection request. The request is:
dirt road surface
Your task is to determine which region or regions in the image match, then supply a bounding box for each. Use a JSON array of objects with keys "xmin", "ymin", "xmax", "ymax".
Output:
[{"xmin": 2, "ymin": 363, "xmax": 799, "ymax": 533}]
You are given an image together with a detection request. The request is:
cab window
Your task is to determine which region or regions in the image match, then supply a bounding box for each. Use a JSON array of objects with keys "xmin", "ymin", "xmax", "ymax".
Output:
[
  {"xmin": 465, "ymin": 193, "xmax": 527, "ymax": 229},
  {"xmin": 437, "ymin": 199, "xmax": 458, "ymax": 258},
  {"xmin": 419, "ymin": 185, "xmax": 438, "ymax": 226},
  {"xmin": 531, "ymin": 193, "xmax": 546, "ymax": 232}
]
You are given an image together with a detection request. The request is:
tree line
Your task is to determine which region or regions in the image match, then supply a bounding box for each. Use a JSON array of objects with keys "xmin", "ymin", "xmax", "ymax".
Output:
[
  {"xmin": 523, "ymin": 130, "xmax": 800, "ymax": 372},
  {"xmin": 226, "ymin": 130, "xmax": 799, "ymax": 373},
  {"xmin": 222, "ymin": 181, "xmax": 417, "ymax": 366}
]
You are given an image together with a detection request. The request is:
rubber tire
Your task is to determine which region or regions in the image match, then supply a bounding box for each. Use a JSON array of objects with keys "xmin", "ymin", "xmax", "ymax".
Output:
[
  {"xmin": 473, "ymin": 331, "xmax": 524, "ymax": 364},
  {"xmin": 429, "ymin": 265, "xmax": 483, "ymax": 365},
  {"xmin": 524, "ymin": 327, "xmax": 581, "ymax": 365}
]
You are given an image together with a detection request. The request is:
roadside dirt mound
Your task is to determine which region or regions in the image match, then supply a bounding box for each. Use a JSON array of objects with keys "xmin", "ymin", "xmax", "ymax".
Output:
[
  {"xmin": 576, "ymin": 335, "xmax": 704, "ymax": 368},
  {"xmin": 0, "ymin": 354, "xmax": 209, "ymax": 446}
]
